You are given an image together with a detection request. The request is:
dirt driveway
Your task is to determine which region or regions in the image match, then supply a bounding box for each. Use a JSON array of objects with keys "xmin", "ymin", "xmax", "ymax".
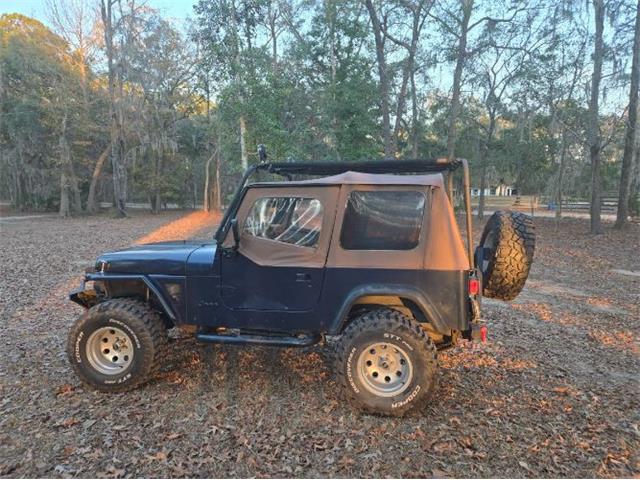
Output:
[{"xmin": 1, "ymin": 211, "xmax": 638, "ymax": 478}]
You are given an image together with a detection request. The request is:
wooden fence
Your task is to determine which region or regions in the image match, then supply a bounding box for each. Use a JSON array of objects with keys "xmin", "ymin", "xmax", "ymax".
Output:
[{"xmin": 470, "ymin": 194, "xmax": 621, "ymax": 214}]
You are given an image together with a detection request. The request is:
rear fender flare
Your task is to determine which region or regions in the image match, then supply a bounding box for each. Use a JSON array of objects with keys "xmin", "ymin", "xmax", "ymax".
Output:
[{"xmin": 328, "ymin": 284, "xmax": 448, "ymax": 334}]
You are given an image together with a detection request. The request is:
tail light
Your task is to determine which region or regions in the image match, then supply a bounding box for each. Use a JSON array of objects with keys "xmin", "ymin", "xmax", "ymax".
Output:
[{"xmin": 468, "ymin": 277, "xmax": 480, "ymax": 296}]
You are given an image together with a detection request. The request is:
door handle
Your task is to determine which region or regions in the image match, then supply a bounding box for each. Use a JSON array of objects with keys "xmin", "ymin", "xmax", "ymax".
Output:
[{"xmin": 296, "ymin": 273, "xmax": 312, "ymax": 283}]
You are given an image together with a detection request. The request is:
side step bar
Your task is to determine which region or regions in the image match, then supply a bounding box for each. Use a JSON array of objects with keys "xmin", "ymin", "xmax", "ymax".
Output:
[{"xmin": 196, "ymin": 331, "xmax": 321, "ymax": 347}]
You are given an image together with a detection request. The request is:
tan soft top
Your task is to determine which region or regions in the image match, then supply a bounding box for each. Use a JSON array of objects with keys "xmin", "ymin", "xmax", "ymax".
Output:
[
  {"xmin": 243, "ymin": 170, "xmax": 469, "ymax": 271},
  {"xmin": 253, "ymin": 171, "xmax": 445, "ymax": 188}
]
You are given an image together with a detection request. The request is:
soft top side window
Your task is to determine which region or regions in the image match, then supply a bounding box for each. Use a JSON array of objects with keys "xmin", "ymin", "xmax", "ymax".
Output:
[
  {"xmin": 340, "ymin": 190, "xmax": 425, "ymax": 250},
  {"xmin": 244, "ymin": 196, "xmax": 323, "ymax": 248}
]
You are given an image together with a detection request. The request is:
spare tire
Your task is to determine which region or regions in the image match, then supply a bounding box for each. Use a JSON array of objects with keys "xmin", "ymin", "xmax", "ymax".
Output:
[{"xmin": 478, "ymin": 210, "xmax": 535, "ymax": 301}]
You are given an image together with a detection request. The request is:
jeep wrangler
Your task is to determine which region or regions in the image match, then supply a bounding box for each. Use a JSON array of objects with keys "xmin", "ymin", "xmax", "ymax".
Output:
[{"xmin": 67, "ymin": 158, "xmax": 535, "ymax": 416}]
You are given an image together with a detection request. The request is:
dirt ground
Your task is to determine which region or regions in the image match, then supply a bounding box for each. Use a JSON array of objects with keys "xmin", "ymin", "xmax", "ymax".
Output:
[{"xmin": 0, "ymin": 211, "xmax": 638, "ymax": 478}]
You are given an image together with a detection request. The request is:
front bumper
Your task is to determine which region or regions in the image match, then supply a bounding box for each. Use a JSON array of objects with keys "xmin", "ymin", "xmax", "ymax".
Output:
[{"xmin": 69, "ymin": 278, "xmax": 99, "ymax": 308}]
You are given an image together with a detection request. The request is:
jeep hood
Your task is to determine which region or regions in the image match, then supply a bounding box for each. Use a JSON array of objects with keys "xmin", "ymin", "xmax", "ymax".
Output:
[{"xmin": 96, "ymin": 240, "xmax": 214, "ymax": 275}]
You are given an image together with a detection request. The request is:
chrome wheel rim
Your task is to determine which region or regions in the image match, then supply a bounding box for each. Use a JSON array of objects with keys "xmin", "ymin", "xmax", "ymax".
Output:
[
  {"xmin": 86, "ymin": 326, "xmax": 134, "ymax": 375},
  {"xmin": 356, "ymin": 342, "xmax": 413, "ymax": 397},
  {"xmin": 482, "ymin": 230, "xmax": 498, "ymax": 272}
]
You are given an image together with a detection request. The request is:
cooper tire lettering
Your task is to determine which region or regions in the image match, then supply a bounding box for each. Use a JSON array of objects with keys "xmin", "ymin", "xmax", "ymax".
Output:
[
  {"xmin": 391, "ymin": 385, "xmax": 421, "ymax": 409},
  {"xmin": 346, "ymin": 347, "xmax": 360, "ymax": 394},
  {"xmin": 75, "ymin": 331, "xmax": 84, "ymax": 363}
]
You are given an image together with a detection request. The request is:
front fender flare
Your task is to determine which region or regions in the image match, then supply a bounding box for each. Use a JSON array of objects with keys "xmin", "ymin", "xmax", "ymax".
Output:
[
  {"xmin": 328, "ymin": 284, "xmax": 449, "ymax": 335},
  {"xmin": 71, "ymin": 273, "xmax": 177, "ymax": 322}
]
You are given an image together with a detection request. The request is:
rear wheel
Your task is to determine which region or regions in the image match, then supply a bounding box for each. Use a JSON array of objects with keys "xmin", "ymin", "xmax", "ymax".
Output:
[
  {"xmin": 333, "ymin": 308, "xmax": 438, "ymax": 416},
  {"xmin": 479, "ymin": 210, "xmax": 535, "ymax": 301},
  {"xmin": 67, "ymin": 298, "xmax": 167, "ymax": 392}
]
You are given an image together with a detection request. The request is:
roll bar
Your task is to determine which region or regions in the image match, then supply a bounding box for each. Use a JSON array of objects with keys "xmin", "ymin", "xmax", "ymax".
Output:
[{"xmin": 215, "ymin": 158, "xmax": 474, "ymax": 266}]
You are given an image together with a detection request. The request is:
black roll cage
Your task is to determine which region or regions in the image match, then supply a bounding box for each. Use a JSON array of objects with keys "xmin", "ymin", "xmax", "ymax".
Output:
[{"xmin": 215, "ymin": 158, "xmax": 474, "ymax": 266}]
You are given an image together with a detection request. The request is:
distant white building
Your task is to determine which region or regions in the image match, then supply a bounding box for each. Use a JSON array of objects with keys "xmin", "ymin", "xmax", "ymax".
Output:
[{"xmin": 470, "ymin": 179, "xmax": 516, "ymax": 197}]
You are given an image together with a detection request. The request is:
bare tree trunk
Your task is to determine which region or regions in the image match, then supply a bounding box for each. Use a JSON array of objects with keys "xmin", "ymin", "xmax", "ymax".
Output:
[
  {"xmin": 204, "ymin": 150, "xmax": 213, "ymax": 212},
  {"xmin": 228, "ymin": 0, "xmax": 249, "ymax": 172},
  {"xmin": 393, "ymin": 60, "xmax": 413, "ymax": 151},
  {"xmin": 152, "ymin": 151, "xmax": 163, "ymax": 214},
  {"xmin": 478, "ymin": 162, "xmax": 487, "ymax": 220},
  {"xmin": 410, "ymin": 70, "xmax": 419, "ymax": 158},
  {"xmin": 69, "ymin": 163, "xmax": 82, "ymax": 213},
  {"xmin": 328, "ymin": 1, "xmax": 340, "ymax": 158},
  {"xmin": 556, "ymin": 128, "xmax": 568, "ymax": 219},
  {"xmin": 239, "ymin": 116, "xmax": 248, "ymax": 171},
  {"xmin": 59, "ymin": 113, "xmax": 72, "ymax": 217},
  {"xmin": 193, "ymin": 174, "xmax": 197, "ymax": 209},
  {"xmin": 202, "ymin": 71, "xmax": 211, "ymax": 121},
  {"xmin": 477, "ymin": 113, "xmax": 496, "ymax": 220},
  {"xmin": 14, "ymin": 148, "xmax": 24, "ymax": 209},
  {"xmin": 101, "ymin": 0, "xmax": 127, "ymax": 218},
  {"xmin": 447, "ymin": 0, "xmax": 473, "ymax": 162},
  {"xmin": 364, "ymin": 0, "xmax": 394, "ymax": 158},
  {"xmin": 389, "ymin": 1, "xmax": 430, "ymax": 153},
  {"xmin": 615, "ymin": 0, "xmax": 640, "ymax": 228},
  {"xmin": 87, "ymin": 144, "xmax": 110, "ymax": 213},
  {"xmin": 215, "ymin": 147, "xmax": 222, "ymax": 210},
  {"xmin": 267, "ymin": 1, "xmax": 278, "ymax": 67},
  {"xmin": 59, "ymin": 172, "xmax": 70, "ymax": 217},
  {"xmin": 631, "ymin": 128, "xmax": 640, "ymax": 217},
  {"xmin": 588, "ymin": 0, "xmax": 605, "ymax": 234}
]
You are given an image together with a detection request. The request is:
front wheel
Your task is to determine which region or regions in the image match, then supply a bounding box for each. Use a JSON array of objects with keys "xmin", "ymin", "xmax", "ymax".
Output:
[
  {"xmin": 67, "ymin": 298, "xmax": 167, "ymax": 392},
  {"xmin": 333, "ymin": 308, "xmax": 438, "ymax": 416}
]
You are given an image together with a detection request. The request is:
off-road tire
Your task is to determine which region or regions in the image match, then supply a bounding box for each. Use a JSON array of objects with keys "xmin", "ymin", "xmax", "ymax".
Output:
[
  {"xmin": 67, "ymin": 298, "xmax": 167, "ymax": 393},
  {"xmin": 333, "ymin": 308, "xmax": 438, "ymax": 416},
  {"xmin": 479, "ymin": 210, "xmax": 535, "ymax": 301}
]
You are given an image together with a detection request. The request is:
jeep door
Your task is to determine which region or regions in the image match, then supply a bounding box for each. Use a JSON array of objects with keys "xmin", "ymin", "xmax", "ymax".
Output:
[{"xmin": 220, "ymin": 186, "xmax": 338, "ymax": 327}]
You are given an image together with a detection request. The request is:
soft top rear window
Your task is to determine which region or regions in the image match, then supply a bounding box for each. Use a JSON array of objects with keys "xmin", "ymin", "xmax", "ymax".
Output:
[{"xmin": 340, "ymin": 190, "xmax": 425, "ymax": 250}]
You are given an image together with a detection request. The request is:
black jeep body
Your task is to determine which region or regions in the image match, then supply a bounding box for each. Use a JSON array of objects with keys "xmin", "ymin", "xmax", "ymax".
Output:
[
  {"xmin": 67, "ymin": 159, "xmax": 533, "ymax": 415},
  {"xmin": 79, "ymin": 242, "xmax": 471, "ymax": 336},
  {"xmin": 73, "ymin": 159, "xmax": 477, "ymax": 344}
]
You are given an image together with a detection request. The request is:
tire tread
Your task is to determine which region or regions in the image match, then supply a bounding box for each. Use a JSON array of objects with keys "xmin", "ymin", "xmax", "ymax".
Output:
[{"xmin": 480, "ymin": 210, "xmax": 535, "ymax": 301}]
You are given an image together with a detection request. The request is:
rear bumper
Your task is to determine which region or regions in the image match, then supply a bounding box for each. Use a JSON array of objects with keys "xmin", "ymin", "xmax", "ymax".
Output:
[
  {"xmin": 470, "ymin": 296, "xmax": 481, "ymax": 322},
  {"xmin": 461, "ymin": 296, "xmax": 484, "ymax": 341}
]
